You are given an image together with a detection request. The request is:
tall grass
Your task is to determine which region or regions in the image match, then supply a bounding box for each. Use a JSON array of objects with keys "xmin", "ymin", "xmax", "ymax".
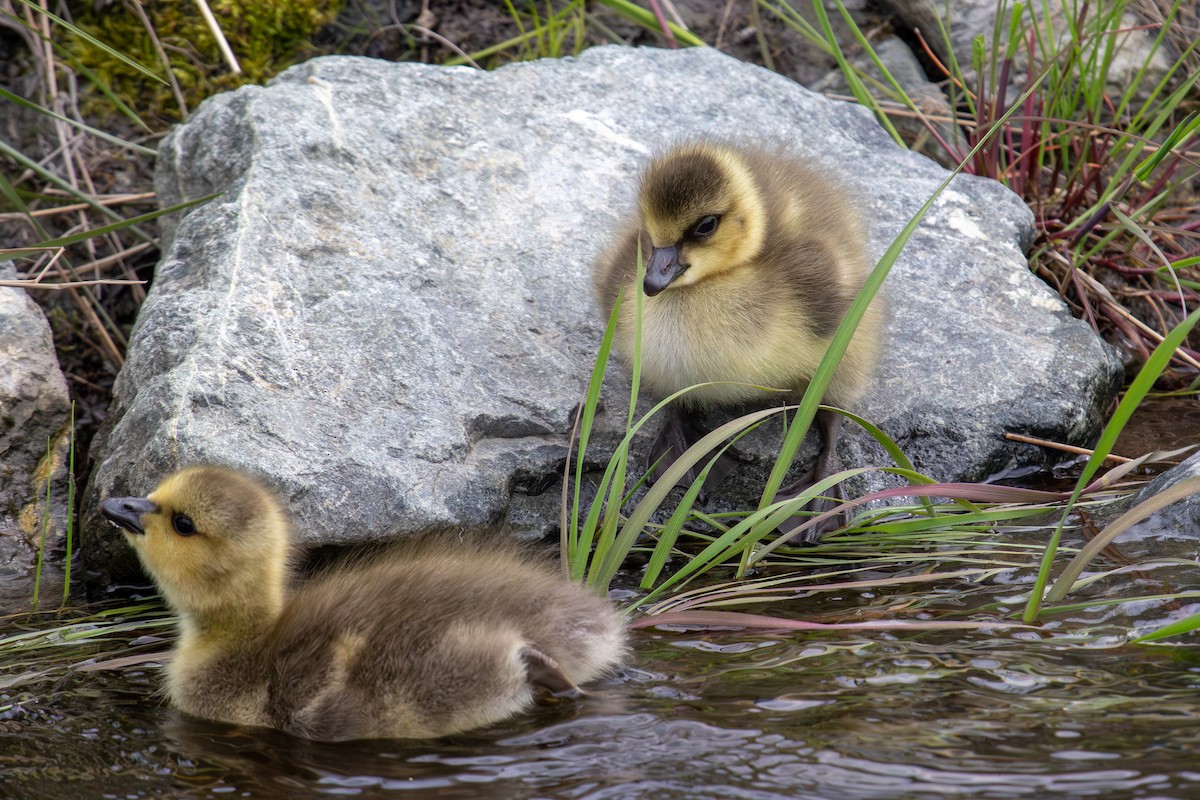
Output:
[
  {"xmin": 764, "ymin": 0, "xmax": 1200, "ymax": 375},
  {"xmin": 443, "ymin": 0, "xmax": 704, "ymax": 66},
  {"xmin": 1, "ymin": 3, "xmax": 227, "ymax": 618}
]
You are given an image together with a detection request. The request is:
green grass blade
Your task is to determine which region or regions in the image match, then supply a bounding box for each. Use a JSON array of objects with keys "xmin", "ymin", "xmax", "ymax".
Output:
[
  {"xmin": 590, "ymin": 405, "xmax": 788, "ymax": 590},
  {"xmin": 1027, "ymin": 304, "xmax": 1200, "ymax": 618},
  {"xmin": 594, "ymin": 0, "xmax": 706, "ymax": 47},
  {"xmin": 813, "ymin": 0, "xmax": 904, "ymax": 146},
  {"xmin": 831, "ymin": 406, "xmax": 942, "ymax": 516},
  {"xmin": 13, "ymin": 0, "xmax": 166, "ymax": 85},
  {"xmin": 1046, "ymin": 475, "xmax": 1200, "ymax": 603},
  {"xmin": 1134, "ymin": 110, "xmax": 1200, "ymax": 182},
  {"xmin": 565, "ymin": 287, "xmax": 622, "ymax": 575},
  {"xmin": 1133, "ymin": 609, "xmax": 1200, "ymax": 643},
  {"xmin": 632, "ymin": 467, "xmax": 878, "ymax": 609},
  {"xmin": 640, "ymin": 436, "xmax": 751, "ymax": 589},
  {"xmin": 0, "ymin": 87, "xmax": 156, "ymax": 157},
  {"xmin": 0, "ymin": 193, "xmax": 219, "ymax": 263},
  {"xmin": 0, "ymin": 139, "xmax": 136, "ymax": 234}
]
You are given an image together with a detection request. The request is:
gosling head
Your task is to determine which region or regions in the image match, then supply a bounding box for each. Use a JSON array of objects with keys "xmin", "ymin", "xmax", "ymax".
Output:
[
  {"xmin": 638, "ymin": 143, "xmax": 767, "ymax": 296},
  {"xmin": 100, "ymin": 466, "xmax": 290, "ymax": 623}
]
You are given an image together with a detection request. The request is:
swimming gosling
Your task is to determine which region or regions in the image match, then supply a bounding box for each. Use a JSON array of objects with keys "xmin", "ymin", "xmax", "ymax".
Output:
[
  {"xmin": 100, "ymin": 466, "xmax": 626, "ymax": 741},
  {"xmin": 593, "ymin": 141, "xmax": 883, "ymax": 539}
]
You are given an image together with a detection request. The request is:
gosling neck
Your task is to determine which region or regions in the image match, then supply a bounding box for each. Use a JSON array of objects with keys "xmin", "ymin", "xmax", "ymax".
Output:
[
  {"xmin": 168, "ymin": 561, "xmax": 287, "ymax": 650},
  {"xmin": 176, "ymin": 593, "xmax": 282, "ymax": 651}
]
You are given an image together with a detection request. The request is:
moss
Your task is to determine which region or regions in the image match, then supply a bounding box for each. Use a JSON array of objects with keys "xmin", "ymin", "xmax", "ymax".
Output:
[{"xmin": 66, "ymin": 0, "xmax": 342, "ymax": 125}]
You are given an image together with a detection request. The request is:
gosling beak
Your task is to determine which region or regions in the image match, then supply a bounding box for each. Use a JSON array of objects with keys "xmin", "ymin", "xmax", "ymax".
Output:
[
  {"xmin": 100, "ymin": 496, "xmax": 158, "ymax": 536},
  {"xmin": 644, "ymin": 245, "xmax": 684, "ymax": 297}
]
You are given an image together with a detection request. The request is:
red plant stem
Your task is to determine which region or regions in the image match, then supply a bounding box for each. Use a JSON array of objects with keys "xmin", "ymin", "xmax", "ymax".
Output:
[
  {"xmin": 1021, "ymin": 32, "xmax": 1041, "ymax": 199},
  {"xmin": 1097, "ymin": 260, "xmax": 1170, "ymax": 276},
  {"xmin": 1070, "ymin": 199, "xmax": 1113, "ymax": 247},
  {"xmin": 1005, "ymin": 122, "xmax": 1019, "ymax": 191},
  {"xmin": 1063, "ymin": 261, "xmax": 1102, "ymax": 332},
  {"xmin": 911, "ymin": 112, "xmax": 961, "ymax": 163},
  {"xmin": 1019, "ymin": 100, "xmax": 1039, "ymax": 195},
  {"xmin": 987, "ymin": 52, "xmax": 1012, "ymax": 180},
  {"xmin": 1045, "ymin": 140, "xmax": 1062, "ymax": 201},
  {"xmin": 647, "ymin": 0, "xmax": 678, "ymax": 49},
  {"xmin": 1144, "ymin": 154, "xmax": 1182, "ymax": 199},
  {"xmin": 996, "ymin": 52, "xmax": 1012, "ymax": 119},
  {"xmin": 914, "ymin": 28, "xmax": 969, "ymax": 93},
  {"xmin": 1129, "ymin": 289, "xmax": 1200, "ymax": 302}
]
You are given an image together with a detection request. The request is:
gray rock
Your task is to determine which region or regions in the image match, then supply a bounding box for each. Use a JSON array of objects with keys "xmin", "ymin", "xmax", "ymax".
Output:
[
  {"xmin": 82, "ymin": 46, "xmax": 1121, "ymax": 585},
  {"xmin": 0, "ymin": 284, "xmax": 72, "ymax": 578},
  {"xmin": 1106, "ymin": 452, "xmax": 1200, "ymax": 561}
]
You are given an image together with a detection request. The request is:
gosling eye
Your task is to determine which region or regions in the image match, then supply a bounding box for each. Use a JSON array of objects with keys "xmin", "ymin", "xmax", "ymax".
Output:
[
  {"xmin": 172, "ymin": 514, "xmax": 197, "ymax": 537},
  {"xmin": 691, "ymin": 215, "xmax": 720, "ymax": 238}
]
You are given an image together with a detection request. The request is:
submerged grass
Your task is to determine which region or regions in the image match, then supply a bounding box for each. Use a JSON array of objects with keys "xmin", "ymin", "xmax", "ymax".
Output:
[{"xmin": 0, "ymin": 600, "xmax": 173, "ymax": 710}]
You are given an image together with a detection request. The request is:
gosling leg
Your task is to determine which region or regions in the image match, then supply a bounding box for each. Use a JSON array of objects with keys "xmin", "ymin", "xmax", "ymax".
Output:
[
  {"xmin": 647, "ymin": 405, "xmax": 749, "ymax": 499},
  {"xmin": 774, "ymin": 408, "xmax": 846, "ymax": 544}
]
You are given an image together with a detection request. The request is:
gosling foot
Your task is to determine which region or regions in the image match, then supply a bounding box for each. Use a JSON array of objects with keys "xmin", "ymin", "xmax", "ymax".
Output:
[
  {"xmin": 648, "ymin": 407, "xmax": 750, "ymax": 500},
  {"xmin": 773, "ymin": 472, "xmax": 845, "ymax": 544},
  {"xmin": 773, "ymin": 408, "xmax": 848, "ymax": 544}
]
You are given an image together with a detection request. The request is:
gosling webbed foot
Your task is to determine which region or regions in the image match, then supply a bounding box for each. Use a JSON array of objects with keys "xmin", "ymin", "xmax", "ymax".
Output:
[{"xmin": 647, "ymin": 407, "xmax": 750, "ymax": 500}]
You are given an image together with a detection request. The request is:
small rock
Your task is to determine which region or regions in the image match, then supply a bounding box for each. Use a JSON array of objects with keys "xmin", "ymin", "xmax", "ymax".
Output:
[
  {"xmin": 1108, "ymin": 452, "xmax": 1200, "ymax": 561},
  {"xmin": 0, "ymin": 283, "xmax": 72, "ymax": 581}
]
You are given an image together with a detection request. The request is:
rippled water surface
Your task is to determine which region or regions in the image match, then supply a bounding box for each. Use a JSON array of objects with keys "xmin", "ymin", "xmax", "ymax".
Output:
[{"xmin": 4, "ymin": 576, "xmax": 1200, "ymax": 800}]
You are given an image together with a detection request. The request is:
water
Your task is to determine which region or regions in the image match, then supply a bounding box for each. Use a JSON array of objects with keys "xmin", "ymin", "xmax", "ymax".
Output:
[
  {"xmin": 1114, "ymin": 397, "xmax": 1200, "ymax": 457},
  {"xmin": 6, "ymin": 399, "xmax": 1200, "ymax": 799},
  {"xmin": 4, "ymin": 575, "xmax": 1200, "ymax": 800}
]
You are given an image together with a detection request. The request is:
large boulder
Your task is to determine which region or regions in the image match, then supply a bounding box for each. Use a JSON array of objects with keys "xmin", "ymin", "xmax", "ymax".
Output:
[
  {"xmin": 0, "ymin": 283, "xmax": 72, "ymax": 582},
  {"xmin": 82, "ymin": 45, "xmax": 1121, "ymax": 585}
]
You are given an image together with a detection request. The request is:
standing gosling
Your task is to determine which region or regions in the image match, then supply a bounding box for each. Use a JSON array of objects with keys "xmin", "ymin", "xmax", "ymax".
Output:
[
  {"xmin": 593, "ymin": 141, "xmax": 883, "ymax": 537},
  {"xmin": 100, "ymin": 466, "xmax": 626, "ymax": 741}
]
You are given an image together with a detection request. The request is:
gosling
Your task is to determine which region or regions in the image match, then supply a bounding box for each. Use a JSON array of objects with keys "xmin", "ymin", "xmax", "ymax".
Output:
[
  {"xmin": 593, "ymin": 141, "xmax": 882, "ymax": 538},
  {"xmin": 100, "ymin": 466, "xmax": 626, "ymax": 741}
]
